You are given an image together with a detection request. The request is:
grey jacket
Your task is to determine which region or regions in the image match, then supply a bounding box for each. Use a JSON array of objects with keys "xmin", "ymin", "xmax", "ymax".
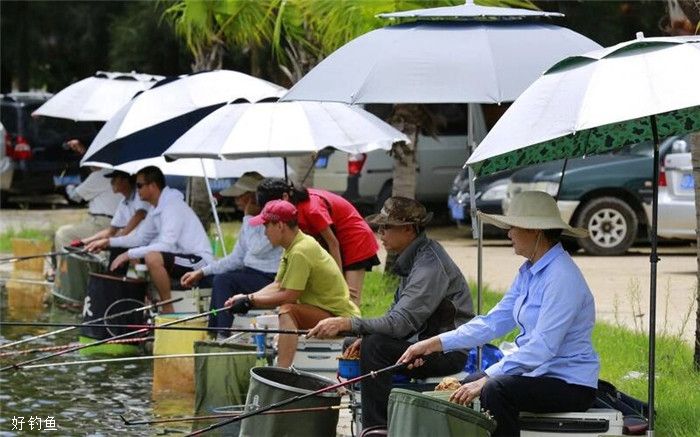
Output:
[{"xmin": 351, "ymin": 233, "xmax": 474, "ymax": 342}]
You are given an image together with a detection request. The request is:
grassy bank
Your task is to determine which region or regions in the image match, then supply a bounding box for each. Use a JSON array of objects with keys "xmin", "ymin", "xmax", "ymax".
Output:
[
  {"xmin": 0, "ymin": 228, "xmax": 53, "ymax": 252},
  {"xmin": 362, "ymin": 271, "xmax": 700, "ymax": 436}
]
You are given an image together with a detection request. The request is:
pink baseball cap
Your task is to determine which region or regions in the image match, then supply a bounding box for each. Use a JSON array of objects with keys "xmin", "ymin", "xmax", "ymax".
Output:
[{"xmin": 249, "ymin": 199, "xmax": 298, "ymax": 226}]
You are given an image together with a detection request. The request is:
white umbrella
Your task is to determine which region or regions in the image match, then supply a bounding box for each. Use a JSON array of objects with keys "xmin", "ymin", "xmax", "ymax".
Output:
[
  {"xmin": 32, "ymin": 71, "xmax": 163, "ymax": 122},
  {"xmin": 163, "ymin": 101, "xmax": 409, "ymax": 161},
  {"xmin": 378, "ymin": 0, "xmax": 563, "ymax": 21},
  {"xmin": 81, "ymin": 70, "xmax": 287, "ymax": 166},
  {"xmin": 467, "ymin": 35, "xmax": 700, "ymax": 435}
]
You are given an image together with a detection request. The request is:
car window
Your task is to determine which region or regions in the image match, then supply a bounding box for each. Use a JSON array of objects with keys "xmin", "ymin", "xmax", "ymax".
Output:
[{"xmin": 0, "ymin": 104, "xmax": 22, "ymax": 133}]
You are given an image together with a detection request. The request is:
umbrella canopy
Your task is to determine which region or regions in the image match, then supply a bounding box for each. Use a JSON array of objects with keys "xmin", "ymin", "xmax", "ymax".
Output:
[
  {"xmin": 32, "ymin": 71, "xmax": 163, "ymax": 122},
  {"xmin": 466, "ymin": 35, "xmax": 700, "ymax": 434},
  {"xmin": 468, "ymin": 36, "xmax": 700, "ymax": 175},
  {"xmin": 81, "ymin": 70, "xmax": 287, "ymax": 166},
  {"xmin": 282, "ymin": 21, "xmax": 600, "ymax": 105},
  {"xmin": 163, "ymin": 101, "xmax": 409, "ymax": 161},
  {"xmin": 89, "ymin": 156, "xmax": 290, "ymax": 179},
  {"xmin": 377, "ymin": 0, "xmax": 563, "ymax": 21}
]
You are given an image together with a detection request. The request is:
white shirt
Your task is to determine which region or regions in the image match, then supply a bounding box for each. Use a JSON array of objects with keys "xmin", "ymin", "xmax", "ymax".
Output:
[
  {"xmin": 109, "ymin": 187, "xmax": 213, "ymax": 263},
  {"xmin": 72, "ymin": 169, "xmax": 122, "ymax": 216},
  {"xmin": 110, "ymin": 190, "xmax": 151, "ymax": 228}
]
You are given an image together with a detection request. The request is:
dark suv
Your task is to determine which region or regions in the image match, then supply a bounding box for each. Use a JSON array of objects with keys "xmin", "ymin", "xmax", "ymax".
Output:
[{"xmin": 1, "ymin": 92, "xmax": 98, "ymax": 205}]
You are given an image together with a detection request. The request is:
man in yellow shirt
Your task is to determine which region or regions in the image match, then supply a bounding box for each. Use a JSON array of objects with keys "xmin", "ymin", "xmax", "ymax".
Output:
[{"xmin": 225, "ymin": 199, "xmax": 359, "ymax": 367}]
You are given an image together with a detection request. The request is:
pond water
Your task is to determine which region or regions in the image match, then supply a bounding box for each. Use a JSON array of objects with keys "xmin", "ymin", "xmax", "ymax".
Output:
[{"xmin": 0, "ymin": 285, "xmax": 194, "ymax": 436}]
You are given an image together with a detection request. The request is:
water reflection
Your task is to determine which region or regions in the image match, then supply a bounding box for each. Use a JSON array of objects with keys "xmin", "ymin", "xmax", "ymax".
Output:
[{"xmin": 0, "ymin": 284, "xmax": 192, "ymax": 435}]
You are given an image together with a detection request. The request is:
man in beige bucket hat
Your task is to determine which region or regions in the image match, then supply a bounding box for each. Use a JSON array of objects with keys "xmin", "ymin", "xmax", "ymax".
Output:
[
  {"xmin": 309, "ymin": 196, "xmax": 475, "ymax": 429},
  {"xmin": 400, "ymin": 191, "xmax": 600, "ymax": 437}
]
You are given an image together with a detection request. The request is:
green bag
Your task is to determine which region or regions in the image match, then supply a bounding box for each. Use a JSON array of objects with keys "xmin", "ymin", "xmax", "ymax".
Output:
[{"xmin": 388, "ymin": 389, "xmax": 497, "ymax": 437}]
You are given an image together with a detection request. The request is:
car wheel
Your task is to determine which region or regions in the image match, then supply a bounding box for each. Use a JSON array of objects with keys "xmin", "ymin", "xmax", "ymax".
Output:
[{"xmin": 575, "ymin": 197, "xmax": 638, "ymax": 256}]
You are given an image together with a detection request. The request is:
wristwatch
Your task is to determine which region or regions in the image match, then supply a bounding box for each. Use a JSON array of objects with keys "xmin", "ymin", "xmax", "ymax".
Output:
[{"xmin": 249, "ymin": 294, "xmax": 256, "ymax": 306}]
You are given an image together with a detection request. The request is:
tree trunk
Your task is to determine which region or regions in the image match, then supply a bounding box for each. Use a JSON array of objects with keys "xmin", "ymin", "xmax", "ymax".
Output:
[
  {"xmin": 388, "ymin": 105, "xmax": 421, "ymax": 199},
  {"xmin": 691, "ymin": 131, "xmax": 700, "ymax": 370}
]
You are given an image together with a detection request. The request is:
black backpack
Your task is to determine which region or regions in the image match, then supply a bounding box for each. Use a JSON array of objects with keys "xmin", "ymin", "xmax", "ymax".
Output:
[{"xmin": 592, "ymin": 379, "xmax": 648, "ymax": 435}]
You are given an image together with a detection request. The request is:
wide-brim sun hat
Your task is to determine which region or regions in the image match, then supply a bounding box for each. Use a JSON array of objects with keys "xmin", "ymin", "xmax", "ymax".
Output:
[
  {"xmin": 478, "ymin": 190, "xmax": 588, "ymax": 238},
  {"xmin": 220, "ymin": 171, "xmax": 264, "ymax": 197},
  {"xmin": 366, "ymin": 196, "xmax": 433, "ymax": 226}
]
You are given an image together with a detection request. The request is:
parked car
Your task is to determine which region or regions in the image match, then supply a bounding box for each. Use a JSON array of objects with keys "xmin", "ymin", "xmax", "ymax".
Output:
[
  {"xmin": 447, "ymin": 167, "xmax": 514, "ymax": 229},
  {"xmin": 504, "ymin": 135, "xmax": 693, "ymax": 255},
  {"xmin": 0, "ymin": 121, "xmax": 11, "ymax": 191},
  {"xmin": 1, "ymin": 92, "xmax": 99, "ymax": 205},
  {"xmin": 313, "ymin": 104, "xmax": 490, "ymax": 214},
  {"xmin": 660, "ymin": 137, "xmax": 694, "ymax": 239}
]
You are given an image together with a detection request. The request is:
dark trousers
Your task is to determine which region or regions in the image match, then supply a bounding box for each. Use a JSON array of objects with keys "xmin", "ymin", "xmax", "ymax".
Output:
[
  {"xmin": 479, "ymin": 374, "xmax": 596, "ymax": 437},
  {"xmin": 360, "ymin": 333, "xmax": 467, "ymax": 429},
  {"xmin": 208, "ymin": 267, "xmax": 275, "ymax": 331}
]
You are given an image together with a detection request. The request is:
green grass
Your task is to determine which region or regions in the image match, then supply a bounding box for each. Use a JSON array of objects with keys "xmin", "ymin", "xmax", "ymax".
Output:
[
  {"xmin": 0, "ymin": 228, "xmax": 53, "ymax": 252},
  {"xmin": 362, "ymin": 272, "xmax": 700, "ymax": 436}
]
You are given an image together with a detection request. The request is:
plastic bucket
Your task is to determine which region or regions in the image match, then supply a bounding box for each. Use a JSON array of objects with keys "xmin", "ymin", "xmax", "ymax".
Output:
[
  {"xmin": 387, "ymin": 388, "xmax": 496, "ymax": 437},
  {"xmin": 338, "ymin": 358, "xmax": 360, "ymax": 379},
  {"xmin": 152, "ymin": 313, "xmax": 208, "ymax": 397},
  {"xmin": 240, "ymin": 367, "xmax": 342, "ymax": 437},
  {"xmin": 54, "ymin": 252, "xmax": 104, "ymax": 305}
]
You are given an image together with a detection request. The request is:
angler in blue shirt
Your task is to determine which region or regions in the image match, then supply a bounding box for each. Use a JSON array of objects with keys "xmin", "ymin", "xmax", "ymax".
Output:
[{"xmin": 399, "ymin": 191, "xmax": 600, "ymax": 437}]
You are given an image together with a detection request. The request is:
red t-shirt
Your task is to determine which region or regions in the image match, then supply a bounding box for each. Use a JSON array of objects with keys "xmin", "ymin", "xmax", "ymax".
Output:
[{"xmin": 296, "ymin": 188, "xmax": 379, "ymax": 267}]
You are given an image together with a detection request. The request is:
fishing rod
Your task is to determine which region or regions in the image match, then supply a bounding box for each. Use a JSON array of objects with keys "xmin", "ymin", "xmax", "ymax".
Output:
[
  {"xmin": 0, "ymin": 305, "xmax": 223, "ymax": 372},
  {"xmin": 15, "ymin": 351, "xmax": 255, "ymax": 370},
  {"xmin": 122, "ymin": 404, "xmax": 352, "ymax": 426},
  {"xmin": 0, "ymin": 337, "xmax": 153, "ymax": 358},
  {"xmin": 186, "ymin": 362, "xmax": 407, "ymax": 436},
  {"xmin": 0, "ymin": 249, "xmax": 89, "ymax": 264},
  {"xmin": 0, "ymin": 296, "xmax": 184, "ymax": 350},
  {"xmin": 0, "ymin": 321, "xmax": 308, "ymax": 336}
]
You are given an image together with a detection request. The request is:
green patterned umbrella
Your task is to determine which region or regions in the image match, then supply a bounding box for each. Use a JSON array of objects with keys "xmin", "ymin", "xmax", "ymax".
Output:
[{"xmin": 467, "ymin": 35, "xmax": 700, "ymax": 436}]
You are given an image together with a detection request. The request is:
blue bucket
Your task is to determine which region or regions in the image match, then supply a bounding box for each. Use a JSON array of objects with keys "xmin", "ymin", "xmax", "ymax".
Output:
[{"xmin": 338, "ymin": 359, "xmax": 361, "ymax": 379}]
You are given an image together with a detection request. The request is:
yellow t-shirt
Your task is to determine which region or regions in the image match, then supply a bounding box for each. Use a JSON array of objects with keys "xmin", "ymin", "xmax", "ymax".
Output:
[{"xmin": 275, "ymin": 231, "xmax": 360, "ymax": 317}]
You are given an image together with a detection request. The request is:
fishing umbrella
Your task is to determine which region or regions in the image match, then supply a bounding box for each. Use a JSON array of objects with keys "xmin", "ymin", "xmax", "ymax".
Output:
[
  {"xmin": 163, "ymin": 101, "xmax": 409, "ymax": 161},
  {"xmin": 467, "ymin": 34, "xmax": 700, "ymax": 434},
  {"xmin": 32, "ymin": 71, "xmax": 163, "ymax": 122},
  {"xmin": 377, "ymin": 0, "xmax": 563, "ymax": 21},
  {"xmin": 81, "ymin": 70, "xmax": 287, "ymax": 166}
]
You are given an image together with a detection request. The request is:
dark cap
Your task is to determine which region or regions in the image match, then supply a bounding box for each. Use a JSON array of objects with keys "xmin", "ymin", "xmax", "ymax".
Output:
[
  {"xmin": 366, "ymin": 196, "xmax": 433, "ymax": 226},
  {"xmin": 104, "ymin": 170, "xmax": 131, "ymax": 179}
]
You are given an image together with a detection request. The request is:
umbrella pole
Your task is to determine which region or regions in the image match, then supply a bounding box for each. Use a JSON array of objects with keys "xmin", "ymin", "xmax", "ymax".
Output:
[
  {"xmin": 283, "ymin": 157, "xmax": 289, "ymax": 182},
  {"xmin": 200, "ymin": 159, "xmax": 227, "ymax": 257},
  {"xmin": 647, "ymin": 115, "xmax": 660, "ymax": 436},
  {"xmin": 467, "ymin": 103, "xmax": 483, "ymax": 371}
]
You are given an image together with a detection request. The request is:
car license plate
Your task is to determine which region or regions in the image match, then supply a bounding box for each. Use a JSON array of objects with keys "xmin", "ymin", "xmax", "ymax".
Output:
[
  {"xmin": 680, "ymin": 173, "xmax": 694, "ymax": 190},
  {"xmin": 448, "ymin": 197, "xmax": 464, "ymax": 220},
  {"xmin": 53, "ymin": 174, "xmax": 81, "ymax": 187}
]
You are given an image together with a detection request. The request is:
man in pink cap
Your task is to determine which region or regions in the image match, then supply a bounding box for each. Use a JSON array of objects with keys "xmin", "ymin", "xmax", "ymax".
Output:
[{"xmin": 225, "ymin": 199, "xmax": 360, "ymax": 367}]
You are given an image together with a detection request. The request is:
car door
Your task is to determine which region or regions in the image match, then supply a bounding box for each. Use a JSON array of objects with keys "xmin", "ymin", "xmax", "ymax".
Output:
[{"xmin": 659, "ymin": 137, "xmax": 694, "ymax": 239}]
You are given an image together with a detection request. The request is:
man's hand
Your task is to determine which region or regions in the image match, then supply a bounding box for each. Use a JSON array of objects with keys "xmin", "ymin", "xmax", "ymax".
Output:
[
  {"xmin": 449, "ymin": 377, "xmax": 488, "ymax": 406},
  {"xmin": 110, "ymin": 252, "xmax": 130, "ymax": 271},
  {"xmin": 307, "ymin": 317, "xmax": 351, "ymax": 338},
  {"xmin": 225, "ymin": 294, "xmax": 252, "ymax": 314},
  {"xmin": 397, "ymin": 338, "xmax": 442, "ymax": 369},
  {"xmin": 181, "ymin": 270, "xmax": 204, "ymax": 288},
  {"xmin": 86, "ymin": 238, "xmax": 109, "ymax": 253}
]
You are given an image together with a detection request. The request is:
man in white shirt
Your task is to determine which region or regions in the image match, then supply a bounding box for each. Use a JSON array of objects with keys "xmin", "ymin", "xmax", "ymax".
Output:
[
  {"xmin": 104, "ymin": 166, "xmax": 213, "ymax": 313},
  {"xmin": 180, "ymin": 172, "xmax": 282, "ymax": 332},
  {"xmin": 54, "ymin": 167, "xmax": 123, "ymax": 252}
]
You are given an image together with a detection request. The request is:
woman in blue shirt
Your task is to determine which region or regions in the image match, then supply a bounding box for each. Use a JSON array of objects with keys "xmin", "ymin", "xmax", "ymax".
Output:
[{"xmin": 399, "ymin": 191, "xmax": 600, "ymax": 437}]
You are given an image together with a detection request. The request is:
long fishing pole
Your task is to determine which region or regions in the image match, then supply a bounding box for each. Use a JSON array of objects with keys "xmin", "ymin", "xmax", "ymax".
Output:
[
  {"xmin": 0, "ymin": 305, "xmax": 223, "ymax": 372},
  {"xmin": 0, "ymin": 249, "xmax": 89, "ymax": 264},
  {"xmin": 0, "ymin": 337, "xmax": 152, "ymax": 358},
  {"xmin": 0, "ymin": 296, "xmax": 184, "ymax": 350},
  {"xmin": 122, "ymin": 405, "xmax": 351, "ymax": 426},
  {"xmin": 16, "ymin": 351, "xmax": 255, "ymax": 370},
  {"xmin": 186, "ymin": 362, "xmax": 407, "ymax": 436},
  {"xmin": 0, "ymin": 321, "xmax": 308, "ymax": 336}
]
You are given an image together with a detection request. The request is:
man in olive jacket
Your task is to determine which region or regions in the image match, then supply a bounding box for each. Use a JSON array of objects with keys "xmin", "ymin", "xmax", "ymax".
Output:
[{"xmin": 308, "ymin": 196, "xmax": 474, "ymax": 428}]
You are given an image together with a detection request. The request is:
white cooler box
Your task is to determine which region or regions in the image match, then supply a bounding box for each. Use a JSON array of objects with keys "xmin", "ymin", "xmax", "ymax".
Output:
[
  {"xmin": 171, "ymin": 288, "xmax": 212, "ymax": 313},
  {"xmin": 520, "ymin": 409, "xmax": 624, "ymax": 437},
  {"xmin": 292, "ymin": 337, "xmax": 344, "ymax": 378}
]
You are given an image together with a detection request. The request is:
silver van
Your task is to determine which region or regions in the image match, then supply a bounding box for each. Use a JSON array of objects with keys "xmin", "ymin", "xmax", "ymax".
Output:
[{"xmin": 313, "ymin": 104, "xmax": 488, "ymax": 213}]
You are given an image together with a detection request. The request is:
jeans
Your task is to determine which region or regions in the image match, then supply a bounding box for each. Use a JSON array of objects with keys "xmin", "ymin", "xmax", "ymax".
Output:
[
  {"xmin": 208, "ymin": 267, "xmax": 275, "ymax": 332},
  {"xmin": 359, "ymin": 333, "xmax": 467, "ymax": 429}
]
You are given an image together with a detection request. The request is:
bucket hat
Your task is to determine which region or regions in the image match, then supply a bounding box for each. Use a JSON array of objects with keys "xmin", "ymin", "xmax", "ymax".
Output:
[
  {"xmin": 478, "ymin": 191, "xmax": 587, "ymax": 238},
  {"xmin": 220, "ymin": 171, "xmax": 264, "ymax": 197},
  {"xmin": 366, "ymin": 196, "xmax": 433, "ymax": 226}
]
